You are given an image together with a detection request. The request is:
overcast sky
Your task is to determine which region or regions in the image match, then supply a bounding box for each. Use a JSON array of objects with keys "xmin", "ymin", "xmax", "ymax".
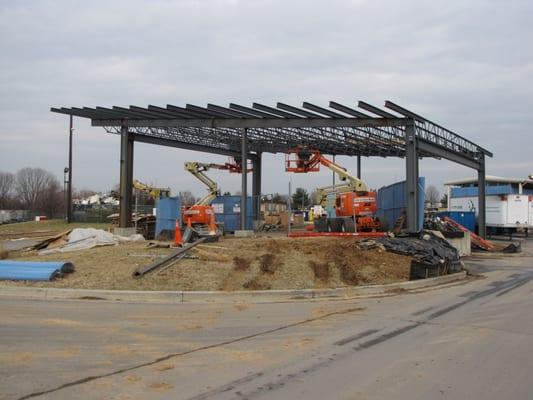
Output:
[{"xmin": 1, "ymin": 0, "xmax": 532, "ymax": 199}]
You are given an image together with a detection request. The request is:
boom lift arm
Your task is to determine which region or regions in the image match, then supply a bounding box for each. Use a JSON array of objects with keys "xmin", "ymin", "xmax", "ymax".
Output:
[
  {"xmin": 184, "ymin": 162, "xmax": 220, "ymax": 206},
  {"xmin": 184, "ymin": 160, "xmax": 248, "ymax": 206},
  {"xmin": 286, "ymin": 148, "xmax": 368, "ymax": 205},
  {"xmin": 132, "ymin": 179, "xmax": 171, "ymax": 199}
]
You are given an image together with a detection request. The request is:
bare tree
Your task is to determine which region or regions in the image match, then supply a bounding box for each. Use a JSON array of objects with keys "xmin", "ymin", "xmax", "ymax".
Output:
[
  {"xmin": 440, "ymin": 193, "xmax": 448, "ymax": 208},
  {"xmin": 310, "ymin": 188, "xmax": 322, "ymax": 205},
  {"xmin": 425, "ymin": 185, "xmax": 440, "ymax": 205},
  {"xmin": 15, "ymin": 168, "xmax": 61, "ymax": 213},
  {"xmin": 178, "ymin": 190, "xmax": 196, "ymax": 206},
  {"xmin": 0, "ymin": 172, "xmax": 14, "ymax": 208}
]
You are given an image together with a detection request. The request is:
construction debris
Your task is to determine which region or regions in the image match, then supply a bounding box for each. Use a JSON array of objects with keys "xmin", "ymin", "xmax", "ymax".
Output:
[
  {"xmin": 502, "ymin": 242, "xmax": 522, "ymax": 253},
  {"xmin": 38, "ymin": 228, "xmax": 144, "ymax": 255},
  {"xmin": 132, "ymin": 237, "xmax": 207, "ymax": 278},
  {"xmin": 427, "ymin": 216, "xmax": 496, "ymax": 251},
  {"xmin": 107, "ymin": 213, "xmax": 156, "ymax": 239},
  {"xmin": 441, "ymin": 216, "xmax": 495, "ymax": 251}
]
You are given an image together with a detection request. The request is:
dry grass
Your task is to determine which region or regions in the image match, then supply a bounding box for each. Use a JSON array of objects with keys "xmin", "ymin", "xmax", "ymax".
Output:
[{"xmin": 0, "ymin": 219, "xmax": 110, "ymax": 236}]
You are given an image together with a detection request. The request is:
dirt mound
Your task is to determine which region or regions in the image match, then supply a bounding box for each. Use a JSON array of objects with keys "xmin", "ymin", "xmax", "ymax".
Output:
[
  {"xmin": 309, "ymin": 260, "xmax": 330, "ymax": 281},
  {"xmin": 259, "ymin": 253, "xmax": 278, "ymax": 274},
  {"xmin": 233, "ymin": 256, "xmax": 251, "ymax": 271},
  {"xmin": 3, "ymin": 236, "xmax": 412, "ymax": 291}
]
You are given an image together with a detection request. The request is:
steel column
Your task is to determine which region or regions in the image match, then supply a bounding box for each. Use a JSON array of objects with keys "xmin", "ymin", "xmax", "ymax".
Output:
[
  {"xmin": 332, "ymin": 155, "xmax": 336, "ymax": 186},
  {"xmin": 240, "ymin": 128, "xmax": 248, "ymax": 230},
  {"xmin": 405, "ymin": 122, "xmax": 419, "ymax": 232},
  {"xmin": 478, "ymin": 155, "xmax": 486, "ymax": 238},
  {"xmin": 252, "ymin": 153, "xmax": 262, "ymax": 225},
  {"xmin": 66, "ymin": 115, "xmax": 73, "ymax": 223},
  {"xmin": 119, "ymin": 125, "xmax": 134, "ymax": 228},
  {"xmin": 357, "ymin": 155, "xmax": 361, "ymax": 179}
]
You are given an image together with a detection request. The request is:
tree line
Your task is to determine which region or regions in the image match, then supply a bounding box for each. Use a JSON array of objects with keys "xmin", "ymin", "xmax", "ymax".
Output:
[{"xmin": 0, "ymin": 168, "xmax": 65, "ymax": 217}]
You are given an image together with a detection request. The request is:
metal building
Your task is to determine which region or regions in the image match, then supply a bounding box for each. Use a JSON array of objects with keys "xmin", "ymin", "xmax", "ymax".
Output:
[
  {"xmin": 446, "ymin": 176, "xmax": 533, "ymax": 232},
  {"xmin": 51, "ymin": 100, "xmax": 492, "ymax": 237}
]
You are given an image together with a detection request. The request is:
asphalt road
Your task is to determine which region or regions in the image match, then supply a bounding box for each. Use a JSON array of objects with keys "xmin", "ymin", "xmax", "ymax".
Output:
[{"xmin": 1, "ymin": 239, "xmax": 532, "ymax": 400}]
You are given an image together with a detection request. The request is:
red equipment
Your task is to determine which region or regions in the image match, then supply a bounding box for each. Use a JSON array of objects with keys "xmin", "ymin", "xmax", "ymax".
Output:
[{"xmin": 285, "ymin": 147, "xmax": 383, "ymax": 232}]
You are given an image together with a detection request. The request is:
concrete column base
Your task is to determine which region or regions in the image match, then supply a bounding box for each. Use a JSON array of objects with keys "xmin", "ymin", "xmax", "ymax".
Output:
[
  {"xmin": 234, "ymin": 230, "xmax": 254, "ymax": 238},
  {"xmin": 113, "ymin": 227, "xmax": 137, "ymax": 237}
]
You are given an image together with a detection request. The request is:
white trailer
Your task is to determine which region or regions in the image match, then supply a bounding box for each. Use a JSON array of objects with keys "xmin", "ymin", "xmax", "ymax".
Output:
[
  {"xmin": 446, "ymin": 176, "xmax": 533, "ymax": 235},
  {"xmin": 449, "ymin": 195, "xmax": 530, "ymax": 229},
  {"xmin": 530, "ymin": 199, "xmax": 533, "ymax": 227}
]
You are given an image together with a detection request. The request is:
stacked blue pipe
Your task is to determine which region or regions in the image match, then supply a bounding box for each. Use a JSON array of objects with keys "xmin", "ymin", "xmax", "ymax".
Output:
[{"xmin": 0, "ymin": 261, "xmax": 74, "ymax": 281}]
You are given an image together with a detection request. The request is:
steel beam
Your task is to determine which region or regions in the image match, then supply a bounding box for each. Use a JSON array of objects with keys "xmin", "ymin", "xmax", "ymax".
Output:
[
  {"xmin": 357, "ymin": 155, "xmax": 361, "ymax": 179},
  {"xmin": 478, "ymin": 155, "xmax": 486, "ymax": 238},
  {"xmin": 417, "ymin": 139, "xmax": 481, "ymax": 170},
  {"xmin": 91, "ymin": 117, "xmax": 410, "ymax": 129},
  {"xmin": 131, "ymin": 133, "xmax": 240, "ymax": 157},
  {"xmin": 405, "ymin": 123, "xmax": 419, "ymax": 232},
  {"xmin": 240, "ymin": 128, "xmax": 248, "ymax": 231},
  {"xmin": 119, "ymin": 126, "xmax": 134, "ymax": 228},
  {"xmin": 252, "ymin": 153, "xmax": 262, "ymax": 226}
]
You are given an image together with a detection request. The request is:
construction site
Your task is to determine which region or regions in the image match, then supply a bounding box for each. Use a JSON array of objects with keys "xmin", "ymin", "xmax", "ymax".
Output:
[{"xmin": 1, "ymin": 100, "xmax": 519, "ymax": 292}]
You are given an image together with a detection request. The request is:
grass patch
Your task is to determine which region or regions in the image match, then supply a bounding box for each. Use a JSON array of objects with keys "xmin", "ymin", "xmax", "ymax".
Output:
[{"xmin": 0, "ymin": 219, "xmax": 111, "ymax": 234}]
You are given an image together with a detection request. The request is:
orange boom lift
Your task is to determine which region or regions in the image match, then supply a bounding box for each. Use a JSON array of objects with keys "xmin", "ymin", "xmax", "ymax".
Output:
[
  {"xmin": 285, "ymin": 147, "xmax": 383, "ymax": 232},
  {"xmin": 183, "ymin": 159, "xmax": 249, "ymax": 238}
]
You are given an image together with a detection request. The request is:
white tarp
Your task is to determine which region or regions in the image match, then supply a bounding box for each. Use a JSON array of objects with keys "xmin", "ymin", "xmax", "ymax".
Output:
[{"xmin": 39, "ymin": 228, "xmax": 144, "ymax": 255}]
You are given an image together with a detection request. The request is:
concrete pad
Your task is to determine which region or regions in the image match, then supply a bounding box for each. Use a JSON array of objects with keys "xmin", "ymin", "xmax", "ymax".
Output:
[
  {"xmin": 234, "ymin": 230, "xmax": 254, "ymax": 238},
  {"xmin": 112, "ymin": 227, "xmax": 137, "ymax": 237}
]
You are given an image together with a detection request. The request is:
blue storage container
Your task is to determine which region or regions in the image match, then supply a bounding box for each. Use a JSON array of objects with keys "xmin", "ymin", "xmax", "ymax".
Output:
[
  {"xmin": 212, "ymin": 196, "xmax": 254, "ymax": 232},
  {"xmin": 155, "ymin": 197, "xmax": 181, "ymax": 238},
  {"xmin": 437, "ymin": 211, "xmax": 476, "ymax": 232},
  {"xmin": 377, "ymin": 177, "xmax": 425, "ymax": 231}
]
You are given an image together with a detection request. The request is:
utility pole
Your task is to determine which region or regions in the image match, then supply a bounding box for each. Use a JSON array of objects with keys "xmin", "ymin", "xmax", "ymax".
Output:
[{"xmin": 66, "ymin": 115, "xmax": 73, "ymax": 223}]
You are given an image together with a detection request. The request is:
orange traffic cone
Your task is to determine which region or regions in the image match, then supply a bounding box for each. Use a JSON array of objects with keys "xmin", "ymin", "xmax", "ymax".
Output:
[
  {"xmin": 208, "ymin": 212, "xmax": 217, "ymax": 235},
  {"xmin": 175, "ymin": 219, "xmax": 183, "ymax": 246}
]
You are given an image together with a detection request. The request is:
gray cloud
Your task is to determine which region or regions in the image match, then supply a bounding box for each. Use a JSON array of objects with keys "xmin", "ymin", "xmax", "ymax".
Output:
[{"xmin": 1, "ymin": 0, "xmax": 532, "ymax": 197}]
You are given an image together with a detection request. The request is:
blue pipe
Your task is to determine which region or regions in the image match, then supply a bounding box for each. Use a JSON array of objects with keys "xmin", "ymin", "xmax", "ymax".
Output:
[{"xmin": 0, "ymin": 261, "xmax": 74, "ymax": 281}]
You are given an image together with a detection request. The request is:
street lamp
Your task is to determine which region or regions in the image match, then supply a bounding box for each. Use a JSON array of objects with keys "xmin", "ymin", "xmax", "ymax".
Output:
[{"xmin": 63, "ymin": 167, "xmax": 70, "ymax": 221}]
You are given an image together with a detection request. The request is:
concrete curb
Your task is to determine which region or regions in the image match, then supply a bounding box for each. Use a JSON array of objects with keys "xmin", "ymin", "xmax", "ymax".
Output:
[{"xmin": 0, "ymin": 271, "xmax": 467, "ymax": 304}]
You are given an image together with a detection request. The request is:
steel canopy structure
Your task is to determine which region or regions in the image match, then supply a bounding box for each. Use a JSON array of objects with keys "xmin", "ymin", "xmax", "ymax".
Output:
[{"xmin": 51, "ymin": 100, "xmax": 493, "ymax": 237}]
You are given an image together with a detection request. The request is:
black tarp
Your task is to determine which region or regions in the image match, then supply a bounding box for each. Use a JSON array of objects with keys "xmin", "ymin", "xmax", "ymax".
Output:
[{"xmin": 378, "ymin": 231, "xmax": 462, "ymax": 279}]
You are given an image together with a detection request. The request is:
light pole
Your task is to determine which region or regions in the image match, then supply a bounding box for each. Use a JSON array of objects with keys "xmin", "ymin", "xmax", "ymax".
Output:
[
  {"xmin": 66, "ymin": 115, "xmax": 74, "ymax": 223},
  {"xmin": 63, "ymin": 167, "xmax": 69, "ymax": 221}
]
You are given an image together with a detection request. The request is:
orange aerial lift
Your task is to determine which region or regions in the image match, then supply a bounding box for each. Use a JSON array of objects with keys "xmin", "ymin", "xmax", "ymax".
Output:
[
  {"xmin": 285, "ymin": 147, "xmax": 383, "ymax": 232},
  {"xmin": 183, "ymin": 159, "xmax": 249, "ymax": 237}
]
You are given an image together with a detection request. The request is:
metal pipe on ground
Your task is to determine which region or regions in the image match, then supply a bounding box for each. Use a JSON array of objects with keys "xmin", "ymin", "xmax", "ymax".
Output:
[{"xmin": 132, "ymin": 237, "xmax": 207, "ymax": 278}]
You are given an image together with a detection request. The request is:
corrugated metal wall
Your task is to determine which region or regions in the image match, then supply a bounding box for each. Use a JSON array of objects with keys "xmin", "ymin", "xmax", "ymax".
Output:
[
  {"xmin": 377, "ymin": 177, "xmax": 425, "ymax": 231},
  {"xmin": 212, "ymin": 196, "xmax": 254, "ymax": 232},
  {"xmin": 155, "ymin": 197, "xmax": 181, "ymax": 238}
]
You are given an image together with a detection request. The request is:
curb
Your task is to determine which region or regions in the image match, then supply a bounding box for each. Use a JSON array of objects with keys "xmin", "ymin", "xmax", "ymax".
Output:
[{"xmin": 0, "ymin": 271, "xmax": 467, "ymax": 304}]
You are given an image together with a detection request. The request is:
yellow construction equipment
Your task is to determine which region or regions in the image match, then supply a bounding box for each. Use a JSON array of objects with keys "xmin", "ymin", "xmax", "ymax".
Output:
[{"xmin": 132, "ymin": 180, "xmax": 171, "ymax": 199}]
